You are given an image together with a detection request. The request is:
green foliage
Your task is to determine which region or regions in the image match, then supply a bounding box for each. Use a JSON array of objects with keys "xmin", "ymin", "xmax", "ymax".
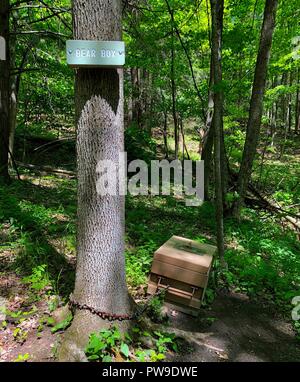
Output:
[
  {"xmin": 51, "ymin": 313, "xmax": 73, "ymax": 333},
  {"xmin": 126, "ymin": 241, "xmax": 157, "ymax": 286},
  {"xmin": 1, "ymin": 306, "xmax": 37, "ymax": 323},
  {"xmin": 0, "ymin": 0, "xmax": 299, "ymax": 361},
  {"xmin": 154, "ymin": 331, "xmax": 178, "ymax": 353},
  {"xmin": 48, "ymin": 296, "xmax": 60, "ymax": 313},
  {"xmin": 125, "ymin": 124, "xmax": 156, "ymax": 162},
  {"xmin": 294, "ymin": 321, "xmax": 300, "ymax": 340},
  {"xmin": 85, "ymin": 327, "xmax": 125, "ymax": 362},
  {"xmin": 0, "ymin": 179, "xmax": 76, "ymax": 296},
  {"xmin": 223, "ymin": 209, "xmax": 300, "ymax": 306},
  {"xmin": 13, "ymin": 327, "xmax": 28, "ymax": 344},
  {"xmin": 13, "ymin": 353, "xmax": 30, "ymax": 363},
  {"xmin": 84, "ymin": 326, "xmax": 178, "ymax": 362},
  {"xmin": 22, "ymin": 264, "xmax": 50, "ymax": 292},
  {"xmin": 146, "ymin": 295, "xmax": 167, "ymax": 323}
]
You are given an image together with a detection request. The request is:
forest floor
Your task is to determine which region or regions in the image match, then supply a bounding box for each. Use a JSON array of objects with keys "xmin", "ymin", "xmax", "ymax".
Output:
[
  {"xmin": 1, "ymin": 269, "xmax": 299, "ymax": 362},
  {"xmin": 168, "ymin": 292, "xmax": 300, "ymax": 362},
  {"xmin": 0, "ymin": 129, "xmax": 300, "ymax": 362}
]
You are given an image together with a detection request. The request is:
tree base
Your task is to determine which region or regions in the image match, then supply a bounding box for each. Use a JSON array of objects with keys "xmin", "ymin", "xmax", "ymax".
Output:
[{"xmin": 57, "ymin": 309, "xmax": 133, "ymax": 362}]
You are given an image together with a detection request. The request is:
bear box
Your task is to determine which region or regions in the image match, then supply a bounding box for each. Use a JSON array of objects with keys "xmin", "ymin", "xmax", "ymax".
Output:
[{"xmin": 147, "ymin": 235, "xmax": 216, "ymax": 316}]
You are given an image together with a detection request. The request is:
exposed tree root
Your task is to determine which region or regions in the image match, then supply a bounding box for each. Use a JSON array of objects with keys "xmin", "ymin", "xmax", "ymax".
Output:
[{"xmin": 57, "ymin": 309, "xmax": 132, "ymax": 362}]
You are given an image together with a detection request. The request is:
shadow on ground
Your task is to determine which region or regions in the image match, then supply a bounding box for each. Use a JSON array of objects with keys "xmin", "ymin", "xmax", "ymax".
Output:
[{"xmin": 168, "ymin": 292, "xmax": 300, "ymax": 362}]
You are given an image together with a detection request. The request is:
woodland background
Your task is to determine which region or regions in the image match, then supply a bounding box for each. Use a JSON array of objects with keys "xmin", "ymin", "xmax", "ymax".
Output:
[{"xmin": 0, "ymin": 0, "xmax": 300, "ymax": 362}]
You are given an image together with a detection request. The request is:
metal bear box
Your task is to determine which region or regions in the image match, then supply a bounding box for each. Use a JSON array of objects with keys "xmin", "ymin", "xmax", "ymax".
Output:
[{"xmin": 147, "ymin": 235, "xmax": 216, "ymax": 316}]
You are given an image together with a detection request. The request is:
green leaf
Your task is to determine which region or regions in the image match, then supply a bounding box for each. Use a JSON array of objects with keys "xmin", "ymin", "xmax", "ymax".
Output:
[
  {"xmin": 88, "ymin": 354, "xmax": 100, "ymax": 361},
  {"xmin": 86, "ymin": 333, "xmax": 106, "ymax": 353},
  {"xmin": 102, "ymin": 355, "xmax": 112, "ymax": 362},
  {"xmin": 51, "ymin": 313, "xmax": 72, "ymax": 333},
  {"xmin": 120, "ymin": 342, "xmax": 130, "ymax": 358}
]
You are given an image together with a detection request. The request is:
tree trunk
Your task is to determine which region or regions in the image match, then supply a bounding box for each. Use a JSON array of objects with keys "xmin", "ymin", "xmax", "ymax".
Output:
[
  {"xmin": 288, "ymin": 72, "xmax": 292, "ymax": 134},
  {"xmin": 296, "ymin": 68, "xmax": 300, "ymax": 134},
  {"xmin": 125, "ymin": 68, "xmax": 132, "ymax": 126},
  {"xmin": 163, "ymin": 110, "xmax": 169, "ymax": 159},
  {"xmin": 179, "ymin": 116, "xmax": 190, "ymax": 160},
  {"xmin": 233, "ymin": 0, "xmax": 278, "ymax": 218},
  {"xmin": 170, "ymin": 10, "xmax": 179, "ymax": 159},
  {"xmin": 8, "ymin": 19, "xmax": 17, "ymax": 166},
  {"xmin": 211, "ymin": 0, "xmax": 225, "ymax": 264},
  {"xmin": 59, "ymin": 0, "xmax": 132, "ymax": 362},
  {"xmin": 201, "ymin": 55, "xmax": 214, "ymax": 200},
  {"xmin": 131, "ymin": 67, "xmax": 142, "ymax": 128},
  {"xmin": 0, "ymin": 0, "xmax": 10, "ymax": 183},
  {"xmin": 201, "ymin": 52, "xmax": 228, "ymax": 202}
]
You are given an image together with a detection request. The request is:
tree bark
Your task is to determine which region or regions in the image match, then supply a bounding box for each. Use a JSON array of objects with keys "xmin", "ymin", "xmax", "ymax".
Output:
[
  {"xmin": 8, "ymin": 17, "xmax": 17, "ymax": 166},
  {"xmin": 163, "ymin": 110, "xmax": 169, "ymax": 159},
  {"xmin": 296, "ymin": 68, "xmax": 300, "ymax": 134},
  {"xmin": 211, "ymin": 0, "xmax": 225, "ymax": 264},
  {"xmin": 233, "ymin": 0, "xmax": 278, "ymax": 218},
  {"xmin": 59, "ymin": 0, "xmax": 132, "ymax": 362},
  {"xmin": 201, "ymin": 55, "xmax": 214, "ymax": 200},
  {"xmin": 169, "ymin": 9, "xmax": 179, "ymax": 159},
  {"xmin": 131, "ymin": 67, "xmax": 142, "ymax": 128},
  {"xmin": 201, "ymin": 54, "xmax": 228, "ymax": 202},
  {"xmin": 0, "ymin": 0, "xmax": 10, "ymax": 183}
]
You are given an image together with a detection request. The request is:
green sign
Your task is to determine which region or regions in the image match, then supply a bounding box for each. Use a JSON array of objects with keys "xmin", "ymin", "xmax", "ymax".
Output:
[{"xmin": 66, "ymin": 40, "xmax": 125, "ymax": 67}]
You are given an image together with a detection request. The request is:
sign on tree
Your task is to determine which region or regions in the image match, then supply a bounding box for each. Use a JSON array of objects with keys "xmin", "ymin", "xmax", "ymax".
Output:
[{"xmin": 66, "ymin": 40, "xmax": 125, "ymax": 67}]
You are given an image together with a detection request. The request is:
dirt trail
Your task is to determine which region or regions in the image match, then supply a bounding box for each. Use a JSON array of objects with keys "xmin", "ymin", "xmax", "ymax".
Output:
[{"xmin": 168, "ymin": 292, "xmax": 300, "ymax": 362}]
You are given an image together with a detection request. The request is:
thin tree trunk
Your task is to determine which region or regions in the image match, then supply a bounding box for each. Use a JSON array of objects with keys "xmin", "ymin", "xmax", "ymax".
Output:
[
  {"xmin": 163, "ymin": 110, "xmax": 169, "ymax": 159},
  {"xmin": 59, "ymin": 0, "xmax": 132, "ymax": 361},
  {"xmin": 296, "ymin": 68, "xmax": 300, "ymax": 133},
  {"xmin": 211, "ymin": 0, "xmax": 225, "ymax": 264},
  {"xmin": 280, "ymin": 75, "xmax": 292, "ymax": 158},
  {"xmin": 126, "ymin": 68, "xmax": 133, "ymax": 126},
  {"xmin": 201, "ymin": 125, "xmax": 214, "ymax": 200},
  {"xmin": 131, "ymin": 67, "xmax": 141, "ymax": 128},
  {"xmin": 233, "ymin": 0, "xmax": 278, "ymax": 218},
  {"xmin": 201, "ymin": 55, "xmax": 214, "ymax": 200},
  {"xmin": 0, "ymin": 0, "xmax": 10, "ymax": 183},
  {"xmin": 288, "ymin": 72, "xmax": 292, "ymax": 134},
  {"xmin": 170, "ymin": 9, "xmax": 179, "ymax": 159},
  {"xmin": 201, "ymin": 53, "xmax": 228, "ymax": 202},
  {"xmin": 179, "ymin": 116, "xmax": 190, "ymax": 160}
]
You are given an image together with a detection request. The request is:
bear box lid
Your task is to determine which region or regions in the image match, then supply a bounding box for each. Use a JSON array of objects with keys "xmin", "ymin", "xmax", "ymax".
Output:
[{"xmin": 153, "ymin": 235, "xmax": 215, "ymax": 275}]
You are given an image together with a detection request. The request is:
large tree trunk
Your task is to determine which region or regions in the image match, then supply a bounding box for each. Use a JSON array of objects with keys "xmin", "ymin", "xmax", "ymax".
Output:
[
  {"xmin": 59, "ymin": 0, "xmax": 132, "ymax": 362},
  {"xmin": 0, "ymin": 0, "xmax": 10, "ymax": 183},
  {"xmin": 8, "ymin": 37, "xmax": 16, "ymax": 166},
  {"xmin": 233, "ymin": 0, "xmax": 278, "ymax": 218},
  {"xmin": 211, "ymin": 0, "xmax": 225, "ymax": 263}
]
